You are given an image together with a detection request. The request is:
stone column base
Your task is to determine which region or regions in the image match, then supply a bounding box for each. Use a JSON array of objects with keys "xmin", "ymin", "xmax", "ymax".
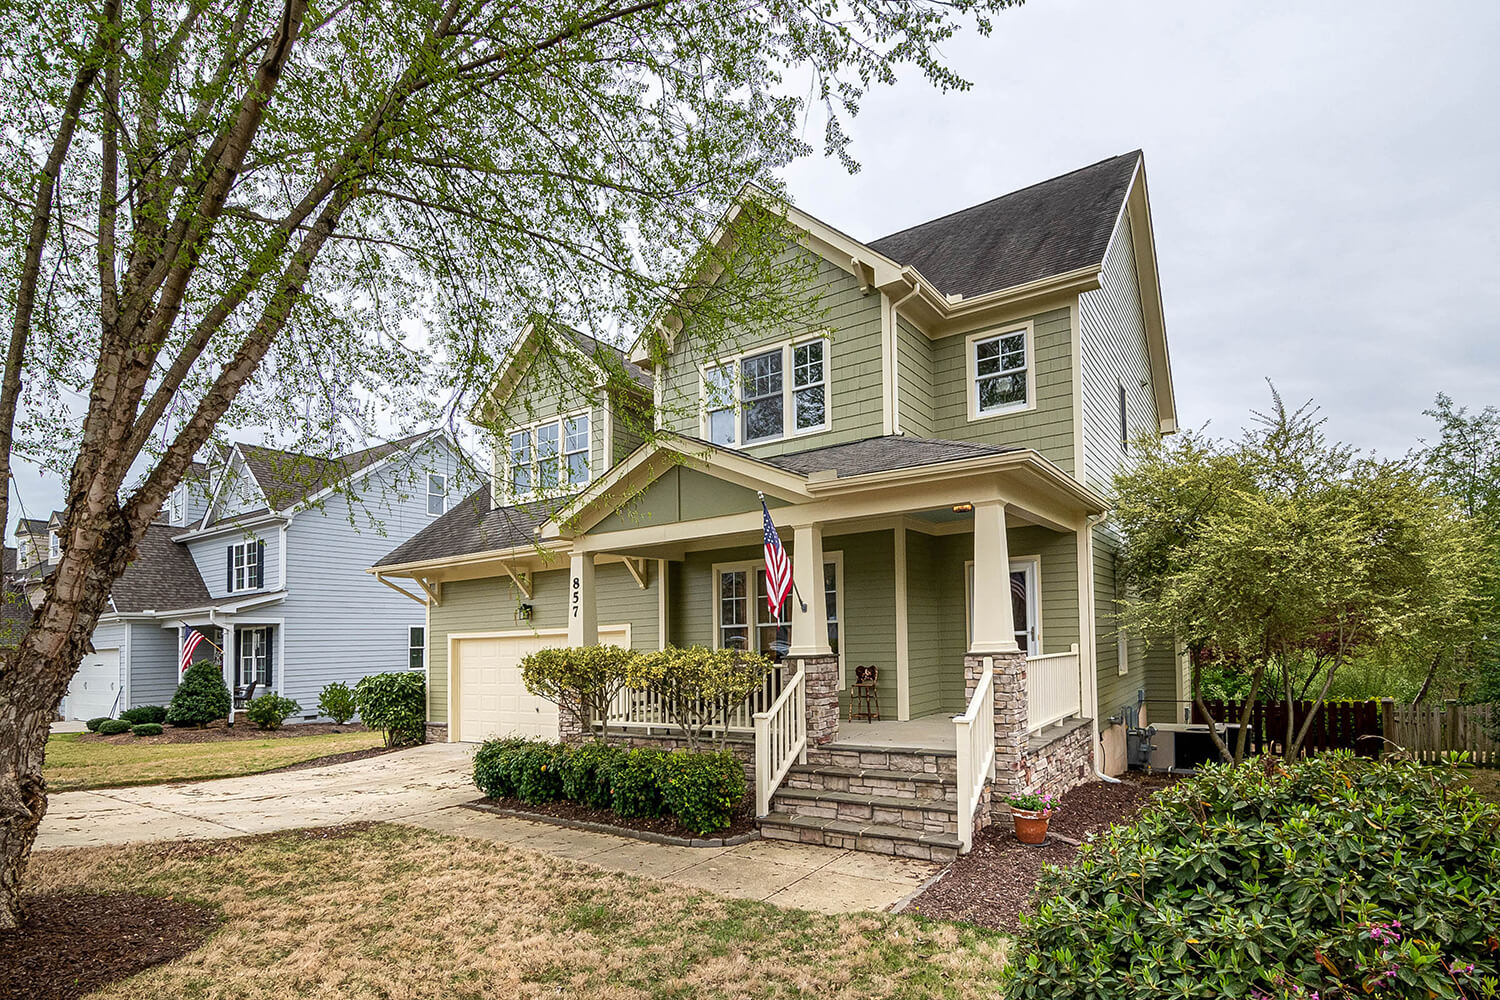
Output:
[
  {"xmin": 965, "ymin": 650, "xmax": 1028, "ymax": 817},
  {"xmin": 558, "ymin": 706, "xmax": 589, "ymax": 745},
  {"xmin": 789, "ymin": 654, "xmax": 841, "ymax": 746}
]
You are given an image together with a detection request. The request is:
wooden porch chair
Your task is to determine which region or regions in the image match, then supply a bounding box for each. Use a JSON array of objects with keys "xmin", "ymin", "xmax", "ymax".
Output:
[{"xmin": 848, "ymin": 665, "xmax": 880, "ymax": 722}]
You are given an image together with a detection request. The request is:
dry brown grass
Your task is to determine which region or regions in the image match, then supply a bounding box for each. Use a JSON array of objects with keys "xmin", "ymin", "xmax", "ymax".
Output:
[
  {"xmin": 27, "ymin": 824, "xmax": 1007, "ymax": 999},
  {"xmin": 44, "ymin": 731, "xmax": 386, "ymax": 791}
]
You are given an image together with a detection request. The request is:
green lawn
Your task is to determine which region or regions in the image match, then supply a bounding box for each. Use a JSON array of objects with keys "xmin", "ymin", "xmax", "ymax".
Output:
[
  {"xmin": 26, "ymin": 824, "xmax": 1007, "ymax": 999},
  {"xmin": 44, "ymin": 730, "xmax": 386, "ymax": 791}
]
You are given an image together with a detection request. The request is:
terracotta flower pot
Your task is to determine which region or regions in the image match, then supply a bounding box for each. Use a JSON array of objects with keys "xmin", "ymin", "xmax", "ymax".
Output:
[{"xmin": 1012, "ymin": 807, "xmax": 1050, "ymax": 845}]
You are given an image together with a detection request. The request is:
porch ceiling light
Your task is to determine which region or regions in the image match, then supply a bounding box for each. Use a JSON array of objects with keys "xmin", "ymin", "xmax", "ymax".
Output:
[{"xmin": 951, "ymin": 503, "xmax": 973, "ymax": 513}]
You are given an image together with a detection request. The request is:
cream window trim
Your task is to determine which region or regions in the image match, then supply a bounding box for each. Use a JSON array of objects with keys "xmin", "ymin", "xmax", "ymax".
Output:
[
  {"xmin": 965, "ymin": 320, "xmax": 1037, "ymax": 423},
  {"xmin": 698, "ymin": 332, "xmax": 833, "ymax": 449},
  {"xmin": 504, "ymin": 408, "xmax": 592, "ymax": 502},
  {"xmin": 709, "ymin": 553, "xmax": 843, "ymax": 676}
]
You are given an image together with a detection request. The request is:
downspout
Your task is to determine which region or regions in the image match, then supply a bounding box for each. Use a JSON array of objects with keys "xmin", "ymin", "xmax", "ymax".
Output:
[{"xmin": 1084, "ymin": 510, "xmax": 1121, "ymax": 784}]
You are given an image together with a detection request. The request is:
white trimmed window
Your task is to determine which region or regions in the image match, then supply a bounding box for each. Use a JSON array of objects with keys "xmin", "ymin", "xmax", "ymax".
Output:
[
  {"xmin": 409, "ymin": 626, "xmax": 425, "ymax": 670},
  {"xmin": 168, "ymin": 487, "xmax": 184, "ymax": 525},
  {"xmin": 563, "ymin": 414, "xmax": 590, "ymax": 486},
  {"xmin": 427, "ymin": 473, "xmax": 447, "ymax": 516},
  {"xmin": 228, "ymin": 540, "xmax": 262, "ymax": 593},
  {"xmin": 48, "ymin": 531, "xmax": 60, "ymax": 562},
  {"xmin": 713, "ymin": 555, "xmax": 842, "ymax": 668},
  {"xmin": 701, "ymin": 335, "xmax": 832, "ymax": 447},
  {"xmin": 969, "ymin": 324, "xmax": 1031, "ymax": 418},
  {"xmin": 506, "ymin": 413, "xmax": 592, "ymax": 499}
]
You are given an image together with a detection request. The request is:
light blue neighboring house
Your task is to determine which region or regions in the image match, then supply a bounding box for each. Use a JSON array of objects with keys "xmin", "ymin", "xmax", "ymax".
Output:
[{"xmin": 62, "ymin": 430, "xmax": 473, "ymax": 721}]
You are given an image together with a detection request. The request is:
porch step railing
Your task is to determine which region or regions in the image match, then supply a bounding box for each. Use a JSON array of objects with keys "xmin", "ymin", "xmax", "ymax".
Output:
[
  {"xmin": 1027, "ymin": 643, "xmax": 1082, "ymax": 733},
  {"xmin": 606, "ymin": 665, "xmax": 787, "ymax": 734},
  {"xmin": 954, "ymin": 656, "xmax": 996, "ymax": 853},
  {"xmin": 752, "ymin": 664, "xmax": 806, "ymax": 817}
]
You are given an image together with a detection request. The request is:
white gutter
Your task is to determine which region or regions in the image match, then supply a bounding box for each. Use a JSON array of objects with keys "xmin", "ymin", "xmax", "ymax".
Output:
[{"xmin": 1084, "ymin": 509, "xmax": 1120, "ymax": 784}]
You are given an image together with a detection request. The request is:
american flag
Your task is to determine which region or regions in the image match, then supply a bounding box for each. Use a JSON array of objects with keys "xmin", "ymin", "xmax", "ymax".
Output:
[
  {"xmin": 181, "ymin": 629, "xmax": 208, "ymax": 673},
  {"xmin": 760, "ymin": 495, "xmax": 793, "ymax": 618}
]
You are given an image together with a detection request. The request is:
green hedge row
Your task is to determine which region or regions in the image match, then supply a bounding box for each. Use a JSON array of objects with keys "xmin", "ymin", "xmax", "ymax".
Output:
[{"xmin": 472, "ymin": 739, "xmax": 746, "ymax": 836}]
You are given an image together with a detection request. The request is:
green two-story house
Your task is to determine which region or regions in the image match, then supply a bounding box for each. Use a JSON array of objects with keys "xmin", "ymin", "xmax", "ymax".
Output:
[{"xmin": 373, "ymin": 151, "xmax": 1182, "ymax": 859}]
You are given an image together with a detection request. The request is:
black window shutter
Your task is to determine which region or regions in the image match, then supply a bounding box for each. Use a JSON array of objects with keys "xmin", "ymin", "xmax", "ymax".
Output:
[
  {"xmin": 227, "ymin": 546, "xmax": 234, "ymax": 592},
  {"xmin": 267, "ymin": 628, "xmax": 275, "ymax": 687},
  {"xmin": 256, "ymin": 540, "xmax": 265, "ymax": 588}
]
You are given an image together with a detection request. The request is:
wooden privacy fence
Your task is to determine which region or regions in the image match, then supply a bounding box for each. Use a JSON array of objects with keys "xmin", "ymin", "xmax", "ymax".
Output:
[{"xmin": 1189, "ymin": 698, "xmax": 1500, "ymax": 765}]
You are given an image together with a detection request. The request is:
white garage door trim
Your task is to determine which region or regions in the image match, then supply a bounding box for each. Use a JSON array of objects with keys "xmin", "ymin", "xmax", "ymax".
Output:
[
  {"xmin": 448, "ymin": 625, "xmax": 631, "ymax": 743},
  {"xmin": 66, "ymin": 648, "xmax": 121, "ymax": 721}
]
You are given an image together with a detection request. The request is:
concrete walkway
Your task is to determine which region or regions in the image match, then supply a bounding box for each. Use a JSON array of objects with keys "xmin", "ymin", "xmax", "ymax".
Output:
[{"xmin": 37, "ymin": 742, "xmax": 937, "ymax": 914}]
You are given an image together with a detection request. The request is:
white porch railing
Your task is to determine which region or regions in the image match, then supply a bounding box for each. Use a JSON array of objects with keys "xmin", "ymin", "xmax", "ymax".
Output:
[
  {"xmin": 605, "ymin": 665, "xmax": 788, "ymax": 734},
  {"xmin": 1027, "ymin": 643, "xmax": 1082, "ymax": 733},
  {"xmin": 752, "ymin": 665, "xmax": 806, "ymax": 817},
  {"xmin": 953, "ymin": 657, "xmax": 996, "ymax": 854}
]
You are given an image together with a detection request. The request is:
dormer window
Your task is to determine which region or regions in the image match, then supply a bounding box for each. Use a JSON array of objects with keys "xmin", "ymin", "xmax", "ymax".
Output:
[
  {"xmin": 506, "ymin": 412, "xmax": 592, "ymax": 499},
  {"xmin": 967, "ymin": 322, "xmax": 1033, "ymax": 420},
  {"xmin": 168, "ymin": 486, "xmax": 185, "ymax": 525},
  {"xmin": 48, "ymin": 531, "xmax": 60, "ymax": 562}
]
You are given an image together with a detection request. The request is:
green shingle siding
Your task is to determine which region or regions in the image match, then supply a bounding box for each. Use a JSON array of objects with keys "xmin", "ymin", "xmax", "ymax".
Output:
[{"xmin": 895, "ymin": 315, "xmax": 934, "ymax": 438}]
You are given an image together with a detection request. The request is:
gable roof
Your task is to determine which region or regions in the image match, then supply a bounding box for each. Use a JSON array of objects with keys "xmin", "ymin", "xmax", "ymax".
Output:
[
  {"xmin": 110, "ymin": 523, "xmax": 212, "ymax": 613},
  {"xmin": 374, "ymin": 489, "xmax": 568, "ymax": 567},
  {"xmin": 217, "ymin": 430, "xmax": 438, "ymax": 521},
  {"xmin": 867, "ymin": 152, "xmax": 1141, "ymax": 300},
  {"xmin": 477, "ymin": 321, "xmax": 653, "ymax": 425}
]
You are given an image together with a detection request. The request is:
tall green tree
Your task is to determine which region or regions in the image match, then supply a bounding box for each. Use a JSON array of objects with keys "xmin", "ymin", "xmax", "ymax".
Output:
[
  {"xmin": 0, "ymin": 0, "xmax": 1017, "ymax": 927},
  {"xmin": 1115, "ymin": 390, "xmax": 1489, "ymax": 763}
]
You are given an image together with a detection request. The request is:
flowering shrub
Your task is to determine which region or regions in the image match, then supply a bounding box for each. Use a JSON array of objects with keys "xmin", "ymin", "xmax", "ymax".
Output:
[
  {"xmin": 1007, "ymin": 792, "xmax": 1056, "ymax": 816},
  {"xmin": 1001, "ymin": 753, "xmax": 1500, "ymax": 1000}
]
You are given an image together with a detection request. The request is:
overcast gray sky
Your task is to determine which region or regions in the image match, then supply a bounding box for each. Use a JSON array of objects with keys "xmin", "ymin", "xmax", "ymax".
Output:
[{"xmin": 9, "ymin": 0, "xmax": 1498, "ymax": 535}]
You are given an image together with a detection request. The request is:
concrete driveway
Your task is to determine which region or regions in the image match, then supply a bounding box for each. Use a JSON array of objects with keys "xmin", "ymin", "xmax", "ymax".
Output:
[{"xmin": 37, "ymin": 741, "xmax": 938, "ymax": 914}]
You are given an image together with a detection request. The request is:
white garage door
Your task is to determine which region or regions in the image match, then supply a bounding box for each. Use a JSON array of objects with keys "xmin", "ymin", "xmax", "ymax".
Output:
[
  {"xmin": 454, "ymin": 628, "xmax": 628, "ymax": 742},
  {"xmin": 66, "ymin": 649, "xmax": 120, "ymax": 721}
]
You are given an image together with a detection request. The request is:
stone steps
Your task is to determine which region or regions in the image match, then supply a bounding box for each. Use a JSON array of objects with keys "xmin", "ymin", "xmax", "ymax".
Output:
[
  {"xmin": 783, "ymin": 763, "xmax": 956, "ymax": 803},
  {"xmin": 759, "ymin": 810, "xmax": 962, "ymax": 862},
  {"xmin": 771, "ymin": 785, "xmax": 958, "ymax": 836},
  {"xmin": 803, "ymin": 745, "xmax": 958, "ymax": 779}
]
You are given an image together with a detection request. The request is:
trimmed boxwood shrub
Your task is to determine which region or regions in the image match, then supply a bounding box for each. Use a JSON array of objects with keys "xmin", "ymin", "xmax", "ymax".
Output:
[
  {"xmin": 608, "ymin": 747, "xmax": 667, "ymax": 819},
  {"xmin": 167, "ymin": 660, "xmax": 231, "ymax": 727},
  {"xmin": 96, "ymin": 719, "xmax": 131, "ymax": 735},
  {"xmin": 655, "ymin": 750, "xmax": 746, "ymax": 835},
  {"xmin": 1001, "ymin": 752, "xmax": 1500, "ymax": 1000},
  {"xmin": 473, "ymin": 738, "xmax": 529, "ymax": 799},
  {"xmin": 561, "ymin": 742, "xmax": 623, "ymax": 808},
  {"xmin": 84, "ymin": 717, "xmax": 108, "ymax": 732},
  {"xmin": 246, "ymin": 693, "xmax": 302, "ymax": 730},
  {"xmin": 130, "ymin": 723, "xmax": 163, "ymax": 736},
  {"xmin": 119, "ymin": 705, "xmax": 167, "ymax": 725}
]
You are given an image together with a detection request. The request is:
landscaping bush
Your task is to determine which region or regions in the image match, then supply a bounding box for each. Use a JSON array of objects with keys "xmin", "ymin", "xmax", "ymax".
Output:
[
  {"xmin": 561, "ymin": 742, "xmax": 623, "ymax": 808},
  {"xmin": 353, "ymin": 672, "xmax": 426, "ymax": 747},
  {"xmin": 655, "ymin": 749, "xmax": 745, "ymax": 835},
  {"xmin": 473, "ymin": 737, "xmax": 532, "ymax": 799},
  {"xmin": 166, "ymin": 660, "xmax": 231, "ymax": 727},
  {"xmin": 512, "ymin": 741, "xmax": 568, "ymax": 805},
  {"xmin": 520, "ymin": 645, "xmax": 635, "ymax": 742},
  {"xmin": 84, "ymin": 717, "xmax": 108, "ymax": 733},
  {"xmin": 119, "ymin": 705, "xmax": 167, "ymax": 725},
  {"xmin": 130, "ymin": 723, "xmax": 163, "ymax": 736},
  {"xmin": 627, "ymin": 645, "xmax": 774, "ymax": 750},
  {"xmin": 607, "ymin": 747, "xmax": 667, "ymax": 818},
  {"xmin": 317, "ymin": 681, "xmax": 357, "ymax": 725},
  {"xmin": 1001, "ymin": 752, "xmax": 1500, "ymax": 1000},
  {"xmin": 246, "ymin": 693, "xmax": 302, "ymax": 731},
  {"xmin": 96, "ymin": 719, "xmax": 131, "ymax": 735}
]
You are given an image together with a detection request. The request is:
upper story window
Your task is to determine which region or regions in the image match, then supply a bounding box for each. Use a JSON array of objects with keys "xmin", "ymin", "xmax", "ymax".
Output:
[
  {"xmin": 427, "ymin": 474, "xmax": 447, "ymax": 516},
  {"xmin": 506, "ymin": 412, "xmax": 591, "ymax": 499},
  {"xmin": 227, "ymin": 539, "xmax": 263, "ymax": 593},
  {"xmin": 47, "ymin": 530, "xmax": 60, "ymax": 562},
  {"xmin": 701, "ymin": 335, "xmax": 831, "ymax": 448},
  {"xmin": 968, "ymin": 322, "xmax": 1033, "ymax": 421},
  {"xmin": 168, "ymin": 486, "xmax": 185, "ymax": 525},
  {"xmin": 1118, "ymin": 382, "xmax": 1129, "ymax": 448}
]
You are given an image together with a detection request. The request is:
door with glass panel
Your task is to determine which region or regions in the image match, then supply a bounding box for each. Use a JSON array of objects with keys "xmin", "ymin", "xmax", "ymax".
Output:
[{"xmin": 965, "ymin": 560, "xmax": 1038, "ymax": 651}]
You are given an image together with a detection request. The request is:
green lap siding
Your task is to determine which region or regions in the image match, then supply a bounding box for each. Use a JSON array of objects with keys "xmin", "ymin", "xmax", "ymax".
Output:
[
  {"xmin": 896, "ymin": 315, "xmax": 935, "ymax": 438},
  {"xmin": 425, "ymin": 562, "xmax": 659, "ymax": 724}
]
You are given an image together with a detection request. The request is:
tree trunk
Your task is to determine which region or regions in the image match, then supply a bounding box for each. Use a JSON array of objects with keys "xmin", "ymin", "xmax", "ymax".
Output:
[
  {"xmin": 1412, "ymin": 649, "xmax": 1444, "ymax": 705},
  {"xmin": 0, "ymin": 506, "xmax": 139, "ymax": 928}
]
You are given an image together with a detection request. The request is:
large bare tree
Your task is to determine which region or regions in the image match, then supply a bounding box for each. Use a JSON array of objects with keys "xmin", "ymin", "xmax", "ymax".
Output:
[{"xmin": 0, "ymin": 0, "xmax": 1014, "ymax": 927}]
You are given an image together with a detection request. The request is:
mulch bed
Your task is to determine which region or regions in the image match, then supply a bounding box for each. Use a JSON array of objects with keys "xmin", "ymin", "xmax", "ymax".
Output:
[
  {"xmin": 74, "ymin": 719, "xmax": 371, "ymax": 745},
  {"xmin": 475, "ymin": 795, "xmax": 759, "ymax": 843},
  {"xmin": 905, "ymin": 773, "xmax": 1177, "ymax": 933},
  {"xmin": 0, "ymin": 892, "xmax": 219, "ymax": 1000}
]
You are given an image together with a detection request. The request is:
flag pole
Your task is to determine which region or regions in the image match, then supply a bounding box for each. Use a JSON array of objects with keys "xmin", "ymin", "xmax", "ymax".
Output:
[{"xmin": 758, "ymin": 492, "xmax": 808, "ymax": 613}]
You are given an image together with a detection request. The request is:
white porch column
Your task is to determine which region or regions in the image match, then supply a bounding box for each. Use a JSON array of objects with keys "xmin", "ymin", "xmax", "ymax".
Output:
[
  {"xmin": 787, "ymin": 523, "xmax": 831, "ymax": 657},
  {"xmin": 970, "ymin": 500, "xmax": 1018, "ymax": 654},
  {"xmin": 221, "ymin": 622, "xmax": 236, "ymax": 724},
  {"xmin": 567, "ymin": 552, "xmax": 597, "ymax": 646}
]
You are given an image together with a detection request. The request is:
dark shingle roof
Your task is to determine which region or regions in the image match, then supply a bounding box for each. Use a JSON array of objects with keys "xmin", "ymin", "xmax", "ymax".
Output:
[
  {"xmin": 111, "ymin": 523, "xmax": 212, "ymax": 613},
  {"xmin": 868, "ymin": 151, "xmax": 1140, "ymax": 299},
  {"xmin": 763, "ymin": 435, "xmax": 1019, "ymax": 478},
  {"xmin": 16, "ymin": 517, "xmax": 49, "ymax": 539},
  {"xmin": 374, "ymin": 489, "xmax": 568, "ymax": 567},
  {"xmin": 569, "ymin": 328, "xmax": 653, "ymax": 393},
  {"xmin": 236, "ymin": 431, "xmax": 435, "ymax": 515}
]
